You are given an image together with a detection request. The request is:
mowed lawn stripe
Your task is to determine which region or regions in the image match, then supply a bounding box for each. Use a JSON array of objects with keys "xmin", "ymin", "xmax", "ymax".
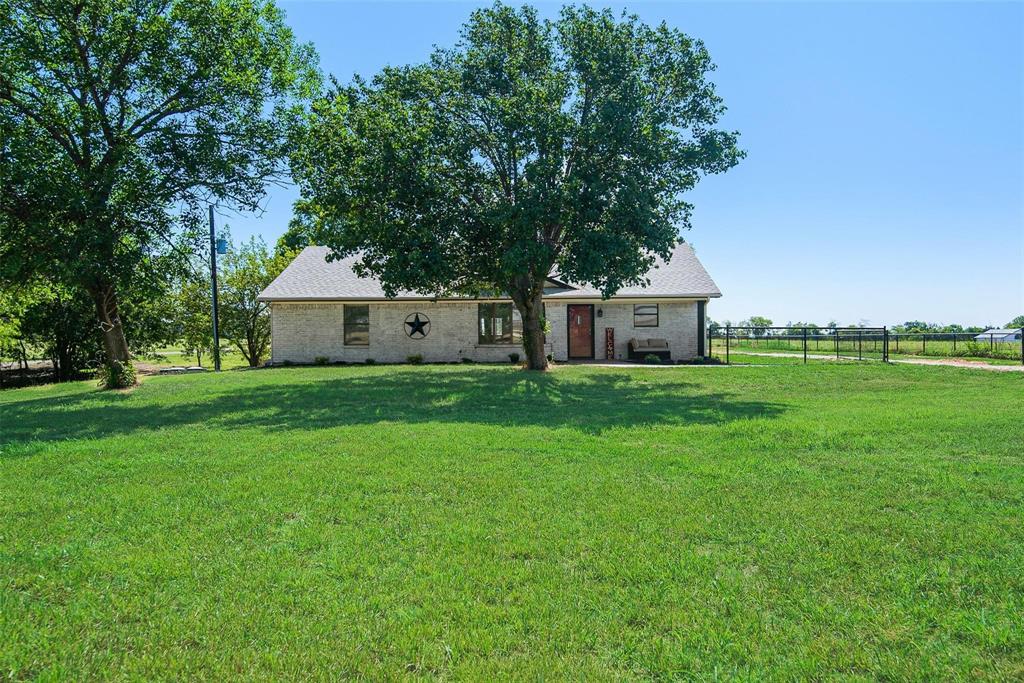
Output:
[{"xmin": 1, "ymin": 364, "xmax": 1021, "ymax": 679}]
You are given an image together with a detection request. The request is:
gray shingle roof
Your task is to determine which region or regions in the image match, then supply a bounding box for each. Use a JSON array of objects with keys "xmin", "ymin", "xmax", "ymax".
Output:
[{"xmin": 259, "ymin": 242, "xmax": 721, "ymax": 301}]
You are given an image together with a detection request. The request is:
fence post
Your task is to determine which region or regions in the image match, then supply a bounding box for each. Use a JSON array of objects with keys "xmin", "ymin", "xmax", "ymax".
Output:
[
  {"xmin": 803, "ymin": 326, "xmax": 808, "ymax": 364},
  {"xmin": 725, "ymin": 324, "xmax": 730, "ymax": 365},
  {"xmin": 953, "ymin": 334, "xmax": 956, "ymax": 352},
  {"xmin": 859, "ymin": 330, "xmax": 863, "ymax": 360},
  {"xmin": 922, "ymin": 334, "xmax": 926, "ymax": 355},
  {"xmin": 990, "ymin": 334, "xmax": 994, "ymax": 351},
  {"xmin": 883, "ymin": 327, "xmax": 889, "ymax": 363},
  {"xmin": 1020, "ymin": 328, "xmax": 1023, "ymax": 366},
  {"xmin": 836, "ymin": 328, "xmax": 840, "ymax": 360}
]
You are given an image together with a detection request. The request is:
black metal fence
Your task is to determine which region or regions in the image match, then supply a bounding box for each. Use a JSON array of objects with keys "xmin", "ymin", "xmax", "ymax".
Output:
[{"xmin": 709, "ymin": 326, "xmax": 1024, "ymax": 366}]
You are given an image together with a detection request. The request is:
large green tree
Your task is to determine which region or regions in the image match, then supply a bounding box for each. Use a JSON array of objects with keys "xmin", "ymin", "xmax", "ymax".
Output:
[
  {"xmin": 0, "ymin": 0, "xmax": 317, "ymax": 385},
  {"xmin": 291, "ymin": 3, "xmax": 742, "ymax": 370},
  {"xmin": 219, "ymin": 236, "xmax": 294, "ymax": 367}
]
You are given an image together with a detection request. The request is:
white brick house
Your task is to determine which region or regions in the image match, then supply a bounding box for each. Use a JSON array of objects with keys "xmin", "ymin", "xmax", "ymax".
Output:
[{"xmin": 258, "ymin": 243, "xmax": 721, "ymax": 364}]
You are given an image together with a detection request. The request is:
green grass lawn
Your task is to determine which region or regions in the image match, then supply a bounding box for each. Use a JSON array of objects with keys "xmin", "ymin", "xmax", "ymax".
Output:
[
  {"xmin": 141, "ymin": 345, "xmax": 252, "ymax": 370},
  {"xmin": 711, "ymin": 339, "xmax": 1023, "ymax": 366},
  {"xmin": 2, "ymin": 364, "xmax": 1022, "ymax": 679}
]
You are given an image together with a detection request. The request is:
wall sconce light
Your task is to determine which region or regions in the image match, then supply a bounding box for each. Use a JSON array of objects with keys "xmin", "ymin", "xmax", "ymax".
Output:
[{"xmin": 596, "ymin": 308, "xmax": 603, "ymax": 318}]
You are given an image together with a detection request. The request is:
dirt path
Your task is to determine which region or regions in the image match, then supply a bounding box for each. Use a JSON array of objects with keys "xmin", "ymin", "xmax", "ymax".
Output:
[
  {"xmin": 889, "ymin": 356, "xmax": 1023, "ymax": 372},
  {"xmin": 732, "ymin": 351, "xmax": 1024, "ymax": 372}
]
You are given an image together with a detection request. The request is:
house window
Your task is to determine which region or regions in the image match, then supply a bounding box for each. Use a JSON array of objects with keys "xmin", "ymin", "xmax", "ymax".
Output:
[
  {"xmin": 344, "ymin": 304, "xmax": 369, "ymax": 345},
  {"xmin": 478, "ymin": 303, "xmax": 519, "ymax": 344},
  {"xmin": 634, "ymin": 304, "xmax": 659, "ymax": 327}
]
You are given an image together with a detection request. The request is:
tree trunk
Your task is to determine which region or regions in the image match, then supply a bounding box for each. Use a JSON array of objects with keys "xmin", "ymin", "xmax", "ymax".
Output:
[
  {"xmin": 247, "ymin": 331, "xmax": 259, "ymax": 367},
  {"xmin": 55, "ymin": 338, "xmax": 74, "ymax": 382},
  {"xmin": 516, "ymin": 289, "xmax": 548, "ymax": 371},
  {"xmin": 88, "ymin": 282, "xmax": 134, "ymax": 387}
]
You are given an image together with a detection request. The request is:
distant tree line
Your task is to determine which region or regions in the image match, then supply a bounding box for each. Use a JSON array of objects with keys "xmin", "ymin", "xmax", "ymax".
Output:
[{"xmin": 707, "ymin": 316, "xmax": 1024, "ymax": 337}]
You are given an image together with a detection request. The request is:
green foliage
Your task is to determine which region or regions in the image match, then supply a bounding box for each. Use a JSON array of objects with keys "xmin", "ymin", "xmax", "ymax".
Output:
[
  {"xmin": 0, "ymin": 284, "xmax": 40, "ymax": 373},
  {"xmin": 786, "ymin": 321, "xmax": 820, "ymax": 333},
  {"xmin": 1, "ymin": 274, "xmax": 179, "ymax": 383},
  {"xmin": 218, "ymin": 236, "xmax": 297, "ymax": 367},
  {"xmin": 314, "ymin": 355, "xmax": 329, "ymax": 366},
  {"xmin": 276, "ymin": 215, "xmax": 318, "ymax": 256},
  {"xmin": 364, "ymin": 358, "xmax": 376, "ymax": 365},
  {"xmin": 406, "ymin": 354, "xmax": 424, "ymax": 365},
  {"xmin": 174, "ymin": 273, "xmax": 214, "ymax": 366},
  {"xmin": 892, "ymin": 321, "xmax": 989, "ymax": 334},
  {"xmin": 508, "ymin": 352, "xmax": 521, "ymax": 364},
  {"xmin": 1007, "ymin": 315, "xmax": 1024, "ymax": 329},
  {"xmin": 291, "ymin": 2, "xmax": 742, "ymax": 369},
  {"xmin": 95, "ymin": 358, "xmax": 135, "ymax": 389},
  {"xmin": 898, "ymin": 320, "xmax": 935, "ymax": 333},
  {"xmin": 0, "ymin": 0, "xmax": 320, "ymax": 376},
  {"xmin": 643, "ymin": 353, "xmax": 662, "ymax": 364},
  {"xmin": 740, "ymin": 316, "xmax": 773, "ymax": 337},
  {"xmin": 964, "ymin": 341, "xmax": 1020, "ymax": 361},
  {"xmin": 18, "ymin": 284, "xmax": 100, "ymax": 381}
]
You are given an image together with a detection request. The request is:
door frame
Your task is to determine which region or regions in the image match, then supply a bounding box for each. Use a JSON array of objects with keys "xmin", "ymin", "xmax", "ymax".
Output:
[{"xmin": 566, "ymin": 304, "xmax": 595, "ymax": 360}]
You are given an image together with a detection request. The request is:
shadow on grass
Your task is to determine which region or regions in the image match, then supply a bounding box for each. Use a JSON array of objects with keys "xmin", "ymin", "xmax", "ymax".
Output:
[{"xmin": 1, "ymin": 367, "xmax": 786, "ymax": 447}]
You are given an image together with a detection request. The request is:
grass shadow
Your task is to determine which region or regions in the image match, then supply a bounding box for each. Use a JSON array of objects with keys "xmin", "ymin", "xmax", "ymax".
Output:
[{"xmin": 1, "ymin": 367, "xmax": 787, "ymax": 448}]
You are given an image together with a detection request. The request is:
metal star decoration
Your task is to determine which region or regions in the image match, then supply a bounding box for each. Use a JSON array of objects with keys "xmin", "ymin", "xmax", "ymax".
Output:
[{"xmin": 405, "ymin": 313, "xmax": 430, "ymax": 338}]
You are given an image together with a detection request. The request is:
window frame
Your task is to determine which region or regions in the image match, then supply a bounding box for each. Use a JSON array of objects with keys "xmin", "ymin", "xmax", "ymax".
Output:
[
  {"xmin": 343, "ymin": 304, "xmax": 370, "ymax": 346},
  {"xmin": 477, "ymin": 302, "xmax": 516, "ymax": 345},
  {"xmin": 633, "ymin": 303, "xmax": 659, "ymax": 328}
]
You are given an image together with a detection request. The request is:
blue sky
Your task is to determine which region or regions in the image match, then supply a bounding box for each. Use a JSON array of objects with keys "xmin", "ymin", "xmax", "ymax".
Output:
[{"xmin": 228, "ymin": 1, "xmax": 1023, "ymax": 327}]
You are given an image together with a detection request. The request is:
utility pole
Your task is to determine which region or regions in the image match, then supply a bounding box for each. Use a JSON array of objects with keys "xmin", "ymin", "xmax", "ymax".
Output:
[{"xmin": 209, "ymin": 205, "xmax": 221, "ymax": 371}]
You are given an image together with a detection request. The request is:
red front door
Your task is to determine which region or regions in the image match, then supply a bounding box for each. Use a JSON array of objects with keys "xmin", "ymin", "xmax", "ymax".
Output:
[{"xmin": 567, "ymin": 305, "xmax": 594, "ymax": 359}]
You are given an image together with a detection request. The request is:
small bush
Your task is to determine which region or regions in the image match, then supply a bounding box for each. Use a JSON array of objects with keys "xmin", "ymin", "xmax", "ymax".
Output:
[
  {"xmin": 364, "ymin": 358, "xmax": 376, "ymax": 365},
  {"xmin": 314, "ymin": 356, "xmax": 330, "ymax": 366},
  {"xmin": 644, "ymin": 354, "xmax": 662, "ymax": 365},
  {"xmin": 98, "ymin": 360, "xmax": 136, "ymax": 389},
  {"xmin": 282, "ymin": 359, "xmax": 294, "ymax": 367},
  {"xmin": 508, "ymin": 352, "xmax": 520, "ymax": 364},
  {"xmin": 684, "ymin": 356, "xmax": 724, "ymax": 365},
  {"xmin": 461, "ymin": 357, "xmax": 475, "ymax": 364},
  {"xmin": 960, "ymin": 341, "xmax": 1020, "ymax": 360},
  {"xmin": 407, "ymin": 354, "xmax": 424, "ymax": 365},
  {"xmin": 546, "ymin": 353, "xmax": 553, "ymax": 362}
]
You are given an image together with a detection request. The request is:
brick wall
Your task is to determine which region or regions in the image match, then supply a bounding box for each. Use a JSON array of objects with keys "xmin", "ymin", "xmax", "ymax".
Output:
[
  {"xmin": 270, "ymin": 301, "xmax": 551, "ymax": 364},
  {"xmin": 271, "ymin": 299, "xmax": 704, "ymax": 364},
  {"xmin": 547, "ymin": 301, "xmax": 700, "ymax": 361}
]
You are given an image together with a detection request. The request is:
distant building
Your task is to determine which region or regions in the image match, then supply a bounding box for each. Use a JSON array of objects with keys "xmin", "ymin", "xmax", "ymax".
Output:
[{"xmin": 974, "ymin": 328, "xmax": 1022, "ymax": 342}]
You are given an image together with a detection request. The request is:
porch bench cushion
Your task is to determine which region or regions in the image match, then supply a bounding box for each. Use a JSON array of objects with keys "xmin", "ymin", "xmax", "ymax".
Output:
[
  {"xmin": 628, "ymin": 338, "xmax": 671, "ymax": 360},
  {"xmin": 630, "ymin": 338, "xmax": 669, "ymax": 350}
]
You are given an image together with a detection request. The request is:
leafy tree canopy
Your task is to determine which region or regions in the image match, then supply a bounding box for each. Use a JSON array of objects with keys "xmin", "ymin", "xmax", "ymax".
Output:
[
  {"xmin": 731, "ymin": 316, "xmax": 772, "ymax": 337},
  {"xmin": 291, "ymin": 2, "xmax": 742, "ymax": 368},
  {"xmin": 0, "ymin": 0, "xmax": 319, "ymax": 384}
]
